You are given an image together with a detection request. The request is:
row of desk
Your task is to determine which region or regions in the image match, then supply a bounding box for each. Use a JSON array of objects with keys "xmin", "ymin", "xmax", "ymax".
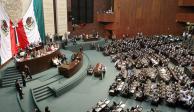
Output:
[{"xmin": 184, "ymin": 67, "xmax": 194, "ymax": 79}]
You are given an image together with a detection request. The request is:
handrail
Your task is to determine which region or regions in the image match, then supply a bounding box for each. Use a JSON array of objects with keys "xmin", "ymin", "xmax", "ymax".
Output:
[{"xmin": 31, "ymin": 89, "xmax": 41, "ymax": 112}]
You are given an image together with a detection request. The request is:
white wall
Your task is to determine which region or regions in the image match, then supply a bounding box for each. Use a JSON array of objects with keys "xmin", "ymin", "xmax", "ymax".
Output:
[
  {"xmin": 43, "ymin": 0, "xmax": 55, "ymax": 34},
  {"xmin": 56, "ymin": 0, "xmax": 68, "ymax": 35}
]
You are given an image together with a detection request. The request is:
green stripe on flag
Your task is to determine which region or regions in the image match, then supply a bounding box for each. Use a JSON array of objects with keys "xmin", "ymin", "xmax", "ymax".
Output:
[{"xmin": 33, "ymin": 0, "xmax": 45, "ymax": 43}]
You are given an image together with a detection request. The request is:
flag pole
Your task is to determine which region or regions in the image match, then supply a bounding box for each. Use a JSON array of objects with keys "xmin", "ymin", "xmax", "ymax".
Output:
[{"xmin": 13, "ymin": 21, "xmax": 19, "ymax": 47}]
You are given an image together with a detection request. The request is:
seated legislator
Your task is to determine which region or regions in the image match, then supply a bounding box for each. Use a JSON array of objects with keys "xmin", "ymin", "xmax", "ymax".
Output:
[
  {"xmin": 59, "ymin": 54, "xmax": 67, "ymax": 64},
  {"xmin": 82, "ymin": 33, "xmax": 99, "ymax": 41},
  {"xmin": 71, "ymin": 52, "xmax": 77, "ymax": 61},
  {"xmin": 52, "ymin": 57, "xmax": 61, "ymax": 67},
  {"xmin": 15, "ymin": 43, "xmax": 59, "ymax": 62}
]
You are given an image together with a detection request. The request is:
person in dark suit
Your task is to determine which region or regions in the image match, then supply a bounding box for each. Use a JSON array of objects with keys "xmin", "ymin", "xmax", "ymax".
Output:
[
  {"xmin": 102, "ymin": 65, "xmax": 106, "ymax": 78},
  {"xmin": 15, "ymin": 79, "xmax": 24, "ymax": 99},
  {"xmin": 61, "ymin": 54, "xmax": 67, "ymax": 64},
  {"xmin": 45, "ymin": 106, "xmax": 50, "ymax": 112},
  {"xmin": 24, "ymin": 65, "xmax": 32, "ymax": 79},
  {"xmin": 80, "ymin": 46, "xmax": 83, "ymax": 52},
  {"xmin": 21, "ymin": 72, "xmax": 26, "ymax": 87},
  {"xmin": 71, "ymin": 53, "xmax": 77, "ymax": 61}
]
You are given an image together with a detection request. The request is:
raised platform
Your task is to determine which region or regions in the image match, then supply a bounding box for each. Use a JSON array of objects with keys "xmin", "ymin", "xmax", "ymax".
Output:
[
  {"xmin": 35, "ymin": 50, "xmax": 119, "ymax": 112},
  {"xmin": 30, "ymin": 52, "xmax": 90, "ymax": 111},
  {"xmin": 16, "ymin": 49, "xmax": 61, "ymax": 75},
  {"xmin": 58, "ymin": 52, "xmax": 83, "ymax": 78},
  {"xmin": 49, "ymin": 53, "xmax": 90, "ymax": 96}
]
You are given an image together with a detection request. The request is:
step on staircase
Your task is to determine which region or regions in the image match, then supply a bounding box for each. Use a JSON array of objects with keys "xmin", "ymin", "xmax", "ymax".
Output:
[
  {"xmin": 32, "ymin": 86, "xmax": 53, "ymax": 102},
  {"xmin": 1, "ymin": 67, "xmax": 22, "ymax": 87}
]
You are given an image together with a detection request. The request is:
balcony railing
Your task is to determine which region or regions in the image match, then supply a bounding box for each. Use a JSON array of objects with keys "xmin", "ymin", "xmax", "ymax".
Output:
[
  {"xmin": 176, "ymin": 13, "xmax": 194, "ymax": 23},
  {"xmin": 178, "ymin": 0, "xmax": 194, "ymax": 6},
  {"xmin": 96, "ymin": 13, "xmax": 115, "ymax": 23}
]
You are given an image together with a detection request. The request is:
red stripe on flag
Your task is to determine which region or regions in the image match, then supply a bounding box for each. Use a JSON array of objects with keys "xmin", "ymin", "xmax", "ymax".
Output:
[
  {"xmin": 10, "ymin": 20, "xmax": 18, "ymax": 55},
  {"xmin": 16, "ymin": 19, "xmax": 29, "ymax": 49}
]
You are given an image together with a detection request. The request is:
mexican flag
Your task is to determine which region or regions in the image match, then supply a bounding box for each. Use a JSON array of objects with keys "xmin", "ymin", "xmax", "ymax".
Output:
[
  {"xmin": 0, "ymin": 4, "xmax": 17, "ymax": 65},
  {"xmin": 16, "ymin": 0, "xmax": 45, "ymax": 49}
]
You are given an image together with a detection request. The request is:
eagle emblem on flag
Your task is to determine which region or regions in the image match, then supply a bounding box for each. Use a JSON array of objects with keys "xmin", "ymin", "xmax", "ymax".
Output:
[
  {"xmin": 25, "ymin": 17, "xmax": 35, "ymax": 31},
  {"xmin": 1, "ymin": 20, "xmax": 9, "ymax": 36}
]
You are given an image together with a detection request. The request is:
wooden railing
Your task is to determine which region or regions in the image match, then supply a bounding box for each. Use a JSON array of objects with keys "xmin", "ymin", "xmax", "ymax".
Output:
[
  {"xmin": 96, "ymin": 13, "xmax": 115, "ymax": 22},
  {"xmin": 104, "ymin": 23, "xmax": 115, "ymax": 30},
  {"xmin": 178, "ymin": 0, "xmax": 194, "ymax": 6},
  {"xmin": 176, "ymin": 13, "xmax": 194, "ymax": 23}
]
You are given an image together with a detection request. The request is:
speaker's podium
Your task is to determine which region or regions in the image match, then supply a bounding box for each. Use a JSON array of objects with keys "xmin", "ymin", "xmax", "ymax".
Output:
[{"xmin": 58, "ymin": 52, "xmax": 83, "ymax": 78}]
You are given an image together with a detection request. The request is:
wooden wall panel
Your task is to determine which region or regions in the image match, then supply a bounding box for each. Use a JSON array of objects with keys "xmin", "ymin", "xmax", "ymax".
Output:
[
  {"xmin": 178, "ymin": 0, "xmax": 194, "ymax": 6},
  {"xmin": 68, "ymin": 0, "xmax": 187, "ymax": 37},
  {"xmin": 116, "ymin": 0, "xmax": 185, "ymax": 37},
  {"xmin": 68, "ymin": 0, "xmax": 111, "ymax": 35}
]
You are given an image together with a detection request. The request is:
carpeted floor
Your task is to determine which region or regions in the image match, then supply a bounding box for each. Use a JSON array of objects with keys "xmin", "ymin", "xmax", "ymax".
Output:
[{"xmin": 0, "ymin": 87, "xmax": 21, "ymax": 112}]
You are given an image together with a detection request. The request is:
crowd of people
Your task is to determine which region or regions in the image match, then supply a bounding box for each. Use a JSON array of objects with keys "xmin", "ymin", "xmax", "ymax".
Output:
[
  {"xmin": 69, "ymin": 32, "xmax": 100, "ymax": 42},
  {"xmin": 51, "ymin": 53, "xmax": 67, "ymax": 67},
  {"xmin": 154, "ymin": 43, "xmax": 194, "ymax": 67},
  {"xmin": 97, "ymin": 8, "xmax": 114, "ymax": 14},
  {"xmin": 89, "ymin": 98, "xmax": 160, "ymax": 112},
  {"xmin": 15, "ymin": 42, "xmax": 59, "ymax": 62},
  {"xmin": 13, "ymin": 32, "xmax": 194, "ymax": 112},
  {"xmin": 101, "ymin": 34, "xmax": 194, "ymax": 110},
  {"xmin": 46, "ymin": 33, "xmax": 69, "ymax": 43}
]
